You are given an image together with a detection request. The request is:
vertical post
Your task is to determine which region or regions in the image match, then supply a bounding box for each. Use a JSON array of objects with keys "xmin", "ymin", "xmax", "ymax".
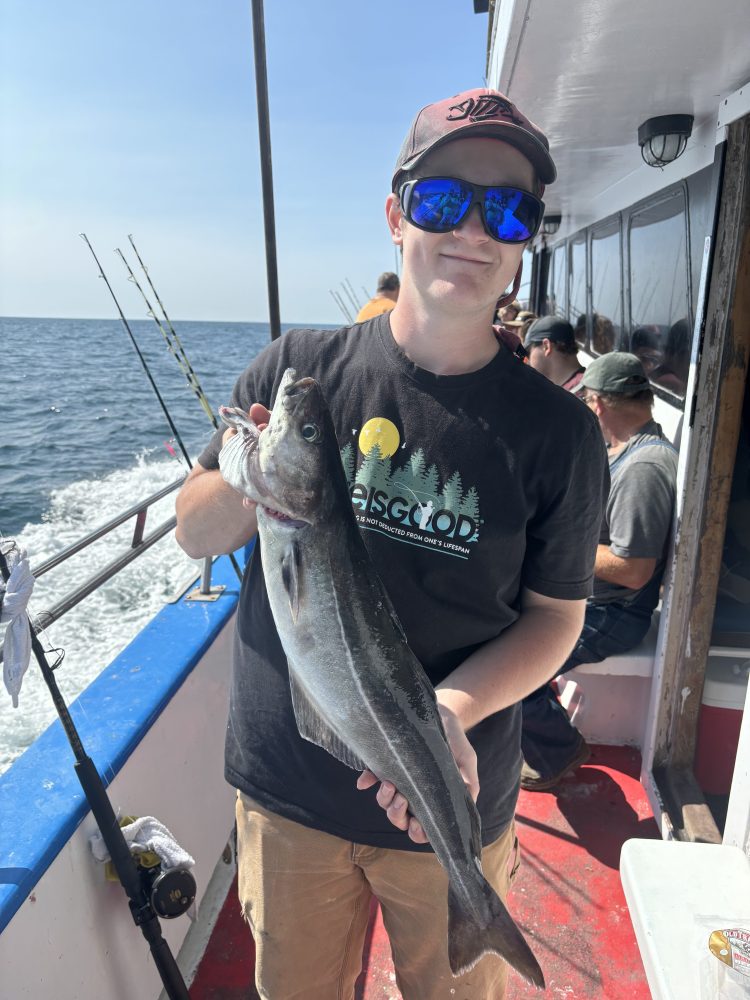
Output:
[
  {"xmin": 250, "ymin": 0, "xmax": 282, "ymax": 342},
  {"xmin": 200, "ymin": 556, "xmax": 213, "ymax": 596}
]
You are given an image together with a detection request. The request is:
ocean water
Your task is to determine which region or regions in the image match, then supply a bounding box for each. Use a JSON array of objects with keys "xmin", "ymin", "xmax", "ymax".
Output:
[{"xmin": 0, "ymin": 315, "xmax": 329, "ymax": 773}]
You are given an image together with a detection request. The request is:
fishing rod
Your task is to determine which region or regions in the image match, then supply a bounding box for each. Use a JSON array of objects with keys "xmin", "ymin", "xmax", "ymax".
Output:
[
  {"xmin": 81, "ymin": 235, "xmax": 244, "ymax": 583},
  {"xmin": 344, "ymin": 277, "xmax": 361, "ymax": 311},
  {"xmin": 340, "ymin": 280, "xmax": 360, "ymax": 317},
  {"xmin": 81, "ymin": 234, "xmax": 193, "ymax": 470},
  {"xmin": 124, "ymin": 235, "xmax": 218, "ymax": 429},
  {"xmin": 0, "ymin": 543, "xmax": 191, "ymax": 1000},
  {"xmin": 329, "ymin": 288, "xmax": 354, "ymax": 324}
]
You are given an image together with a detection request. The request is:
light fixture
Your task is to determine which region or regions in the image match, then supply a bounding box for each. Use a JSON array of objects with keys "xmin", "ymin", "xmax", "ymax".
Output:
[
  {"xmin": 542, "ymin": 214, "xmax": 561, "ymax": 236},
  {"xmin": 638, "ymin": 114, "xmax": 694, "ymax": 168}
]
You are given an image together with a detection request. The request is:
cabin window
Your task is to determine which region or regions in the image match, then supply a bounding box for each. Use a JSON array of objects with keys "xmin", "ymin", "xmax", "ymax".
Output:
[
  {"xmin": 518, "ymin": 248, "xmax": 534, "ymax": 308},
  {"xmin": 548, "ymin": 244, "xmax": 567, "ymax": 317},
  {"xmin": 590, "ymin": 218, "xmax": 621, "ymax": 356},
  {"xmin": 628, "ymin": 191, "xmax": 690, "ymax": 400},
  {"xmin": 568, "ymin": 235, "xmax": 587, "ymax": 346}
]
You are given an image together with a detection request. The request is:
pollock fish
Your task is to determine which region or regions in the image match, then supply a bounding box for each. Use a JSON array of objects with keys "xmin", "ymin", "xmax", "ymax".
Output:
[{"xmin": 218, "ymin": 369, "xmax": 544, "ymax": 987}]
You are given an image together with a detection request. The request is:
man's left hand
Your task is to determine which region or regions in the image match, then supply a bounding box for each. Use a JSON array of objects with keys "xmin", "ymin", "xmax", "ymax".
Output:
[{"xmin": 356, "ymin": 702, "xmax": 478, "ymax": 845}]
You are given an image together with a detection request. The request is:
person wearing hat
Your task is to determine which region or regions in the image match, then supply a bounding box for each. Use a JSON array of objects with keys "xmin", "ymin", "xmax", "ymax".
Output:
[
  {"xmin": 525, "ymin": 315, "xmax": 585, "ymax": 390},
  {"xmin": 356, "ymin": 271, "xmax": 401, "ymax": 322},
  {"xmin": 496, "ymin": 297, "xmax": 521, "ymax": 325},
  {"xmin": 176, "ymin": 87, "xmax": 608, "ymax": 997},
  {"xmin": 521, "ymin": 352, "xmax": 678, "ymax": 791}
]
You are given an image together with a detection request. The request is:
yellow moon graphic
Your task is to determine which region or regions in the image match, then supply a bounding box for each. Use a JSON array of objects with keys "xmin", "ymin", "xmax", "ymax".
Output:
[{"xmin": 359, "ymin": 418, "xmax": 400, "ymax": 458}]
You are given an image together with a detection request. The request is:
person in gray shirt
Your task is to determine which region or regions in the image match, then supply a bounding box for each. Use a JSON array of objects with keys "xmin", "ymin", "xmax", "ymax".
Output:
[{"xmin": 521, "ymin": 352, "xmax": 678, "ymax": 790}]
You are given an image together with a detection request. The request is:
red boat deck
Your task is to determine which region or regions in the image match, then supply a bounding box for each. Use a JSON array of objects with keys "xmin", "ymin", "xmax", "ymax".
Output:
[{"xmin": 191, "ymin": 745, "xmax": 658, "ymax": 998}]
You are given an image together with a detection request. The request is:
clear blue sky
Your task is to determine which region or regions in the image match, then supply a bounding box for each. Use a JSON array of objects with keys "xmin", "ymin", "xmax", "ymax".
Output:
[{"xmin": 0, "ymin": 0, "xmax": 491, "ymax": 324}]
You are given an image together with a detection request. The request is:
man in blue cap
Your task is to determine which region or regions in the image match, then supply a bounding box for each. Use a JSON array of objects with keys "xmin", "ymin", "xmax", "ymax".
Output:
[
  {"xmin": 524, "ymin": 315, "xmax": 585, "ymax": 390},
  {"xmin": 521, "ymin": 352, "xmax": 678, "ymax": 790}
]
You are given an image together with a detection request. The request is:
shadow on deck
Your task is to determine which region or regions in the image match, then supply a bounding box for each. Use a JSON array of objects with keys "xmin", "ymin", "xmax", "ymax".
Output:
[{"xmin": 191, "ymin": 746, "xmax": 657, "ymax": 998}]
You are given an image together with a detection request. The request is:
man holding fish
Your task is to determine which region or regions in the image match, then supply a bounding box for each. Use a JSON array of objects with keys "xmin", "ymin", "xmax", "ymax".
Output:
[{"xmin": 176, "ymin": 88, "xmax": 608, "ymax": 998}]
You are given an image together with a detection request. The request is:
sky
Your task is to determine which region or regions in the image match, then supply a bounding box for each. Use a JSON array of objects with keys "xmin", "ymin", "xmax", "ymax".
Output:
[{"xmin": 0, "ymin": 0, "xmax": 491, "ymax": 325}]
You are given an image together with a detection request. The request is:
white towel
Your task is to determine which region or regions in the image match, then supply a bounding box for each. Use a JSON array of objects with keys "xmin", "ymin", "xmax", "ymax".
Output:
[
  {"xmin": 1, "ymin": 546, "xmax": 34, "ymax": 707},
  {"xmin": 90, "ymin": 815, "xmax": 195, "ymax": 872}
]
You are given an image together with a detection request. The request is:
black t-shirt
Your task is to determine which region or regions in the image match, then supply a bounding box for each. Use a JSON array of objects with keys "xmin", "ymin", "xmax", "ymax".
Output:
[{"xmin": 199, "ymin": 312, "xmax": 608, "ymax": 849}]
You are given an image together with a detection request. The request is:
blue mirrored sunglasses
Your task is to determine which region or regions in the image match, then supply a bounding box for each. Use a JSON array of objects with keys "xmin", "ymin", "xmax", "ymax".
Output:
[{"xmin": 399, "ymin": 176, "xmax": 544, "ymax": 244}]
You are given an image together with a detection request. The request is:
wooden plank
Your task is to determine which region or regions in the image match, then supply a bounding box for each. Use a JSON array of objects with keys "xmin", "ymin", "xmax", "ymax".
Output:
[
  {"xmin": 653, "ymin": 766, "xmax": 722, "ymax": 844},
  {"xmin": 650, "ymin": 116, "xmax": 750, "ymax": 817}
]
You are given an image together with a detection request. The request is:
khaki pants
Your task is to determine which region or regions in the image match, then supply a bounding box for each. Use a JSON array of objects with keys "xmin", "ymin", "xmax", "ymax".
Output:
[{"xmin": 236, "ymin": 792, "xmax": 519, "ymax": 1000}]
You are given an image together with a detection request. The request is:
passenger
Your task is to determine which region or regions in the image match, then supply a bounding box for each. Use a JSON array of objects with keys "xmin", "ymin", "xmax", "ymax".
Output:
[
  {"xmin": 521, "ymin": 352, "xmax": 678, "ymax": 790},
  {"xmin": 524, "ymin": 316, "xmax": 585, "ymax": 390},
  {"xmin": 175, "ymin": 86, "xmax": 608, "ymax": 998},
  {"xmin": 355, "ymin": 271, "xmax": 400, "ymax": 321},
  {"xmin": 505, "ymin": 308, "xmax": 538, "ymax": 341},
  {"xmin": 591, "ymin": 312, "xmax": 615, "ymax": 355},
  {"xmin": 496, "ymin": 297, "xmax": 521, "ymax": 325},
  {"xmin": 651, "ymin": 318, "xmax": 690, "ymax": 395},
  {"xmin": 631, "ymin": 325, "xmax": 663, "ymax": 376}
]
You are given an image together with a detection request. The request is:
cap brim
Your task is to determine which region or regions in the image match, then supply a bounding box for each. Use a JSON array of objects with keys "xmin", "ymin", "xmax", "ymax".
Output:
[{"xmin": 396, "ymin": 120, "xmax": 557, "ymax": 186}]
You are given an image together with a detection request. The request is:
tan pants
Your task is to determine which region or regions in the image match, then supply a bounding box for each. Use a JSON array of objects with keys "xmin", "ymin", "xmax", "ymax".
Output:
[{"xmin": 236, "ymin": 792, "xmax": 519, "ymax": 1000}]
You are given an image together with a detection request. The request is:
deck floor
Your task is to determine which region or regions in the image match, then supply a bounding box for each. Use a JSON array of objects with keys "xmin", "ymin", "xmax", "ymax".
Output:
[{"xmin": 191, "ymin": 745, "xmax": 658, "ymax": 999}]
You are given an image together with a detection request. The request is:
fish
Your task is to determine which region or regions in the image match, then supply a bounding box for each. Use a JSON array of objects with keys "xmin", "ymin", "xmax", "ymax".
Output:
[{"xmin": 218, "ymin": 368, "xmax": 544, "ymax": 988}]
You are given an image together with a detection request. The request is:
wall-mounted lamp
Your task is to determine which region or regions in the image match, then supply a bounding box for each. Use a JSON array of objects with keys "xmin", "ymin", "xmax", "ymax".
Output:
[
  {"xmin": 637, "ymin": 114, "xmax": 694, "ymax": 167},
  {"xmin": 542, "ymin": 214, "xmax": 562, "ymax": 236}
]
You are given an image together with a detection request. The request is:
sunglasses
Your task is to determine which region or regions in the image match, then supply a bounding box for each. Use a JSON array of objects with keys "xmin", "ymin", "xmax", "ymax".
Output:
[{"xmin": 399, "ymin": 176, "xmax": 544, "ymax": 244}]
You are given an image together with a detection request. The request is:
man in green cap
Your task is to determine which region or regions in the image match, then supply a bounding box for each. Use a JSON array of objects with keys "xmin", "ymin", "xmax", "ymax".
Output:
[{"xmin": 521, "ymin": 352, "xmax": 678, "ymax": 790}]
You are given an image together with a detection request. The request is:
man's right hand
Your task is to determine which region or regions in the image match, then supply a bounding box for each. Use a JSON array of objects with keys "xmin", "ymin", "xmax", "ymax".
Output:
[{"xmin": 175, "ymin": 402, "xmax": 271, "ymax": 558}]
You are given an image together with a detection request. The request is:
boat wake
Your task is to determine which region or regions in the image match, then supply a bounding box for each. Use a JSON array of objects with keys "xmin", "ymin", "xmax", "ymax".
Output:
[{"xmin": 0, "ymin": 456, "xmax": 201, "ymax": 774}]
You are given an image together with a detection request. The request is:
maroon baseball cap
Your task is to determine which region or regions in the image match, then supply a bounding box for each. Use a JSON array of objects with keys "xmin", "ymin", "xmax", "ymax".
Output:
[{"xmin": 392, "ymin": 88, "xmax": 556, "ymax": 191}]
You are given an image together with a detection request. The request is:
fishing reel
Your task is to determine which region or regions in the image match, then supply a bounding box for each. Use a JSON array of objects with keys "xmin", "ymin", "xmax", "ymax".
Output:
[{"xmin": 136, "ymin": 853, "xmax": 196, "ymax": 919}]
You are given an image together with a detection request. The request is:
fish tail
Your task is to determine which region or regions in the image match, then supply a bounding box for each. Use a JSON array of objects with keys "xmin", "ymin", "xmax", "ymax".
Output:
[{"xmin": 447, "ymin": 880, "xmax": 544, "ymax": 988}]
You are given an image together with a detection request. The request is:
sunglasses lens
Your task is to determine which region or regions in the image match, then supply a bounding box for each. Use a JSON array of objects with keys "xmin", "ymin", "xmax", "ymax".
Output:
[
  {"xmin": 408, "ymin": 178, "xmax": 472, "ymax": 232},
  {"xmin": 484, "ymin": 187, "xmax": 541, "ymax": 242}
]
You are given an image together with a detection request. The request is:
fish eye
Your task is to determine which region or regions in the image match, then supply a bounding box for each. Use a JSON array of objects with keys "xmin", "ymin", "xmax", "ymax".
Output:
[{"xmin": 300, "ymin": 422, "xmax": 321, "ymax": 442}]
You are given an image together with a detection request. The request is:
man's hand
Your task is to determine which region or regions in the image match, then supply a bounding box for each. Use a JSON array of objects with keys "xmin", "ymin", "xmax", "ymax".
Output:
[
  {"xmin": 222, "ymin": 403, "xmax": 271, "ymax": 509},
  {"xmin": 356, "ymin": 701, "xmax": 478, "ymax": 845}
]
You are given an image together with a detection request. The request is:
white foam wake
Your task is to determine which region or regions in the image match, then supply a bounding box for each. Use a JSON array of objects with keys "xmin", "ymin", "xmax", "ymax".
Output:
[{"xmin": 0, "ymin": 455, "xmax": 203, "ymax": 774}]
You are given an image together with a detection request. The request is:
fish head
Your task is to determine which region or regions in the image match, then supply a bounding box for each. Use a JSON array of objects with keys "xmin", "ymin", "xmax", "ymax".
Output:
[{"xmin": 219, "ymin": 369, "xmax": 341, "ymax": 529}]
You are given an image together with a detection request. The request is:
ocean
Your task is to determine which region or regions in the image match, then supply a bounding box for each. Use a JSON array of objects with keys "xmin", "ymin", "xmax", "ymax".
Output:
[{"xmin": 0, "ymin": 315, "xmax": 330, "ymax": 773}]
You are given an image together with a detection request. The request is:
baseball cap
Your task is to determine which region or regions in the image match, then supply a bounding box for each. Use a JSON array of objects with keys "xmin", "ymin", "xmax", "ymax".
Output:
[
  {"xmin": 392, "ymin": 88, "xmax": 556, "ymax": 192},
  {"xmin": 577, "ymin": 352, "xmax": 651, "ymax": 395},
  {"xmin": 524, "ymin": 316, "xmax": 575, "ymax": 346},
  {"xmin": 504, "ymin": 310, "xmax": 537, "ymax": 328}
]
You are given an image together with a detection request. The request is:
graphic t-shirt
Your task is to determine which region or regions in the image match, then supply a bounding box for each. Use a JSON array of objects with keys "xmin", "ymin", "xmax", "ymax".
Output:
[{"xmin": 199, "ymin": 311, "xmax": 609, "ymax": 849}]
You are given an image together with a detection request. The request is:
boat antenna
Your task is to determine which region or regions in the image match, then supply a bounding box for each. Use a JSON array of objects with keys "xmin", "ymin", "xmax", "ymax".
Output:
[
  {"xmin": 250, "ymin": 0, "xmax": 282, "ymax": 341},
  {"xmin": 82, "ymin": 235, "xmax": 245, "ymax": 584},
  {"xmin": 119, "ymin": 238, "xmax": 218, "ymax": 429},
  {"xmin": 0, "ymin": 542, "xmax": 191, "ymax": 1000},
  {"xmin": 80, "ymin": 234, "xmax": 193, "ymax": 470}
]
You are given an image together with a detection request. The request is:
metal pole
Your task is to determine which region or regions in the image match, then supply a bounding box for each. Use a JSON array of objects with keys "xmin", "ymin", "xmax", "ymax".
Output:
[{"xmin": 250, "ymin": 0, "xmax": 282, "ymax": 342}]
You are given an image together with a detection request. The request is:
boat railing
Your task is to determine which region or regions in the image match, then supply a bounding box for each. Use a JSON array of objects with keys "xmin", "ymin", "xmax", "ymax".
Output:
[{"xmin": 1, "ymin": 475, "xmax": 188, "ymax": 654}]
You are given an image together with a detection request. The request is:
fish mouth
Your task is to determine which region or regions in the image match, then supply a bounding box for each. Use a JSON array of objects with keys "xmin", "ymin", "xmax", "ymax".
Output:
[{"xmin": 261, "ymin": 505, "xmax": 309, "ymax": 529}]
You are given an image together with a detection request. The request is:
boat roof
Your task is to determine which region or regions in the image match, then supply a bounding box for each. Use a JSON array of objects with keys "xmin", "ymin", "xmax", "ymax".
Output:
[{"xmin": 486, "ymin": 0, "xmax": 750, "ymax": 237}]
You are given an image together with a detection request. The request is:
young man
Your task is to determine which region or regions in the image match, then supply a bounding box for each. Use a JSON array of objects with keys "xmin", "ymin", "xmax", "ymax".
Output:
[
  {"xmin": 355, "ymin": 271, "xmax": 400, "ymax": 321},
  {"xmin": 521, "ymin": 352, "xmax": 678, "ymax": 790},
  {"xmin": 525, "ymin": 315, "xmax": 585, "ymax": 390},
  {"xmin": 176, "ymin": 88, "xmax": 608, "ymax": 999}
]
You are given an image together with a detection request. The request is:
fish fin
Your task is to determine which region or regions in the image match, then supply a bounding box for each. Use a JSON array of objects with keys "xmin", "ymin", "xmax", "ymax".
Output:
[
  {"xmin": 287, "ymin": 671, "xmax": 367, "ymax": 772},
  {"xmin": 281, "ymin": 542, "xmax": 302, "ymax": 623},
  {"xmin": 447, "ymin": 879, "xmax": 544, "ymax": 988}
]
